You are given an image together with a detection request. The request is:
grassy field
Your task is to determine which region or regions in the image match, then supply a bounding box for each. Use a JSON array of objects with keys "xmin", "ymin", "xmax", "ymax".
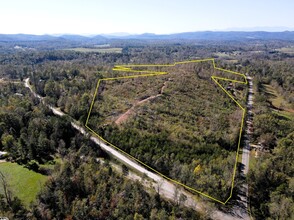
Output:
[
  {"xmin": 94, "ymin": 44, "xmax": 110, "ymax": 47},
  {"xmin": 63, "ymin": 47, "xmax": 122, "ymax": 53},
  {"xmin": 0, "ymin": 162, "xmax": 47, "ymax": 207},
  {"xmin": 263, "ymin": 84, "xmax": 294, "ymax": 119},
  {"xmin": 276, "ymin": 47, "xmax": 294, "ymax": 54}
]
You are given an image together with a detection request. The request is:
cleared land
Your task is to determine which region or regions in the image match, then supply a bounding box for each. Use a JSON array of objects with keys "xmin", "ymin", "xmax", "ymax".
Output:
[
  {"xmin": 0, "ymin": 162, "xmax": 47, "ymax": 207},
  {"xmin": 276, "ymin": 47, "xmax": 294, "ymax": 54},
  {"xmin": 87, "ymin": 61, "xmax": 247, "ymax": 202},
  {"xmin": 63, "ymin": 47, "xmax": 122, "ymax": 53},
  {"xmin": 263, "ymin": 84, "xmax": 294, "ymax": 119}
]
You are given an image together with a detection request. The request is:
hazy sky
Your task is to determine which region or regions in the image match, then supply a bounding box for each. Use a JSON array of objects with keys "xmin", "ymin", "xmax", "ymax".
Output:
[{"xmin": 0, "ymin": 0, "xmax": 293, "ymax": 35}]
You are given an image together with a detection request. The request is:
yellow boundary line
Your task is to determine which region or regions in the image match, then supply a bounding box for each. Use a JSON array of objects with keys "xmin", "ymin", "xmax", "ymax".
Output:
[{"xmin": 85, "ymin": 58, "xmax": 247, "ymax": 204}]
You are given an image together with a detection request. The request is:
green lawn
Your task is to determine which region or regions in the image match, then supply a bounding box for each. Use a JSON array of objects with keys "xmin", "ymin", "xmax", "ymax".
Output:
[{"xmin": 0, "ymin": 162, "xmax": 47, "ymax": 208}]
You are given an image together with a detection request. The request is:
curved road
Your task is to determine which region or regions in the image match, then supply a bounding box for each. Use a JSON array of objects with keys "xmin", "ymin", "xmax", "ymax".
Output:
[
  {"xmin": 24, "ymin": 78, "xmax": 201, "ymax": 211},
  {"xmin": 24, "ymin": 78, "xmax": 246, "ymax": 220}
]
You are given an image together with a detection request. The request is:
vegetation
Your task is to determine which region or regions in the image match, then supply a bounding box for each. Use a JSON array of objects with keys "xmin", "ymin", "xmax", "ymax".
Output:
[
  {"xmin": 247, "ymin": 57, "xmax": 294, "ymax": 220},
  {"xmin": 33, "ymin": 153, "xmax": 205, "ymax": 219},
  {"xmin": 0, "ymin": 37, "xmax": 293, "ymax": 218},
  {"xmin": 0, "ymin": 46, "xmax": 209, "ymax": 218},
  {"xmin": 87, "ymin": 62, "xmax": 245, "ymax": 201},
  {"xmin": 262, "ymin": 84, "xmax": 294, "ymax": 119},
  {"xmin": 276, "ymin": 46, "xmax": 294, "ymax": 54},
  {"xmin": 0, "ymin": 83, "xmax": 88, "ymax": 165},
  {"xmin": 0, "ymin": 162, "xmax": 47, "ymax": 207},
  {"xmin": 63, "ymin": 47, "xmax": 123, "ymax": 53}
]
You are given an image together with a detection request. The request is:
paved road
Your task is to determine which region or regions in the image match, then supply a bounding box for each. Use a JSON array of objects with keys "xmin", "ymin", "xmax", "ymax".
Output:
[
  {"xmin": 24, "ymin": 77, "xmax": 245, "ymax": 220},
  {"xmin": 243, "ymin": 76, "xmax": 253, "ymax": 176},
  {"xmin": 24, "ymin": 78, "xmax": 201, "ymax": 211},
  {"xmin": 232, "ymin": 75, "xmax": 253, "ymax": 220}
]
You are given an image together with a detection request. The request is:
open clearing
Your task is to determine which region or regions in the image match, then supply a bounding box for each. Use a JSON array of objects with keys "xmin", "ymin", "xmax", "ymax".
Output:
[
  {"xmin": 263, "ymin": 84, "xmax": 294, "ymax": 119},
  {"xmin": 0, "ymin": 162, "xmax": 47, "ymax": 207},
  {"xmin": 63, "ymin": 47, "xmax": 122, "ymax": 53},
  {"xmin": 86, "ymin": 59, "xmax": 247, "ymax": 203},
  {"xmin": 276, "ymin": 47, "xmax": 294, "ymax": 54}
]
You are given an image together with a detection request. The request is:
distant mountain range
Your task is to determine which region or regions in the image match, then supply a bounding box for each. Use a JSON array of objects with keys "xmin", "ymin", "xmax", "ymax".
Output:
[
  {"xmin": 220, "ymin": 26, "xmax": 294, "ymax": 32},
  {"xmin": 1, "ymin": 31, "xmax": 294, "ymax": 42}
]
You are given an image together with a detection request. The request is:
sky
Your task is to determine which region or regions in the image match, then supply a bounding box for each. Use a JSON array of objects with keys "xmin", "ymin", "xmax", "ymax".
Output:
[{"xmin": 0, "ymin": 0, "xmax": 293, "ymax": 35}]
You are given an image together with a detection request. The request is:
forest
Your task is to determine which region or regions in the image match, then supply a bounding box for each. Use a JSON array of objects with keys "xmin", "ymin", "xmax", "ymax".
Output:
[
  {"xmin": 0, "ymin": 38, "xmax": 293, "ymax": 219},
  {"xmin": 0, "ymin": 72, "xmax": 204, "ymax": 219},
  {"xmin": 246, "ymin": 59, "xmax": 294, "ymax": 219}
]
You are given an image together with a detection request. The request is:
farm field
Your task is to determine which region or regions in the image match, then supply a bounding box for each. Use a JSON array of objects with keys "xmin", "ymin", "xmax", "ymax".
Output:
[{"xmin": 63, "ymin": 47, "xmax": 122, "ymax": 53}]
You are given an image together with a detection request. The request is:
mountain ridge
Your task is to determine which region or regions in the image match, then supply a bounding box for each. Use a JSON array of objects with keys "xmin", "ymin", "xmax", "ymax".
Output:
[{"xmin": 1, "ymin": 31, "xmax": 294, "ymax": 42}]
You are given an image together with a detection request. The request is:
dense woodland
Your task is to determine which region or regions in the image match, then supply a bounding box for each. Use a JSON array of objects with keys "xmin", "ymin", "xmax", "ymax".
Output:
[
  {"xmin": 33, "ymin": 154, "xmax": 204, "ymax": 220},
  {"xmin": 0, "ymin": 74, "xmax": 205, "ymax": 219},
  {"xmin": 0, "ymin": 38, "xmax": 293, "ymax": 219}
]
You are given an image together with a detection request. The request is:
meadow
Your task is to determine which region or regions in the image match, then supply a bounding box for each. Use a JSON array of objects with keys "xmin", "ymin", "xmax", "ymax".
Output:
[{"xmin": 0, "ymin": 162, "xmax": 47, "ymax": 207}]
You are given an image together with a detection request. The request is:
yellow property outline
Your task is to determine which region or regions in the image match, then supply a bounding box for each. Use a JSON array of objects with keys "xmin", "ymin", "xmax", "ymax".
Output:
[{"xmin": 85, "ymin": 58, "xmax": 247, "ymax": 204}]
